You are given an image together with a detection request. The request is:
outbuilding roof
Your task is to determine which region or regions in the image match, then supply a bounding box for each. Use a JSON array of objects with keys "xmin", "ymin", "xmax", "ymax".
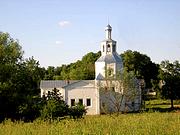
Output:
[
  {"xmin": 40, "ymin": 80, "xmax": 96, "ymax": 89},
  {"xmin": 40, "ymin": 80, "xmax": 78, "ymax": 89}
]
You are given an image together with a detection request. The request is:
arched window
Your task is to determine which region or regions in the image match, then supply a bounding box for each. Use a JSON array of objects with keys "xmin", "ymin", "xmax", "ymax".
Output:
[
  {"xmin": 107, "ymin": 44, "xmax": 111, "ymax": 52},
  {"xmin": 107, "ymin": 67, "xmax": 113, "ymax": 78}
]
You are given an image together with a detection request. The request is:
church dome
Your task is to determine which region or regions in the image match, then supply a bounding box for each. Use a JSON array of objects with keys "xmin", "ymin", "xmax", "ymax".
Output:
[
  {"xmin": 105, "ymin": 24, "xmax": 112, "ymax": 30},
  {"xmin": 96, "ymin": 53, "xmax": 123, "ymax": 64}
]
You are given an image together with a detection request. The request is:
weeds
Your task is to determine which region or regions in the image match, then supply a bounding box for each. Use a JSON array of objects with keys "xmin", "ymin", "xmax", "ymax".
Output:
[{"xmin": 0, "ymin": 112, "xmax": 179, "ymax": 135}]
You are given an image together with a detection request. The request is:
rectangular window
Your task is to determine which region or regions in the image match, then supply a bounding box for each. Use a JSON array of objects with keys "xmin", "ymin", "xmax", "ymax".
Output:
[
  {"xmin": 86, "ymin": 98, "xmax": 91, "ymax": 106},
  {"xmin": 78, "ymin": 99, "xmax": 83, "ymax": 105},
  {"xmin": 71, "ymin": 99, "xmax": 75, "ymax": 106}
]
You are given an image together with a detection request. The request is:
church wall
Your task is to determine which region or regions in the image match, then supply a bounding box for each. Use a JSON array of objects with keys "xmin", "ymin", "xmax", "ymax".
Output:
[
  {"xmin": 99, "ymin": 90, "xmax": 141, "ymax": 113},
  {"xmin": 65, "ymin": 81, "xmax": 100, "ymax": 115},
  {"xmin": 97, "ymin": 80, "xmax": 141, "ymax": 113},
  {"xmin": 95, "ymin": 62, "xmax": 105, "ymax": 80}
]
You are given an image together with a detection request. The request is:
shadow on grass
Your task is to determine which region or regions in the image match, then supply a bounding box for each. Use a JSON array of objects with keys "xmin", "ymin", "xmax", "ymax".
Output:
[{"xmin": 145, "ymin": 107, "xmax": 180, "ymax": 113}]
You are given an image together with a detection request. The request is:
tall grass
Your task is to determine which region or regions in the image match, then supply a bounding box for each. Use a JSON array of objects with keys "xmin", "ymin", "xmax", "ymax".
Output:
[{"xmin": 0, "ymin": 112, "xmax": 179, "ymax": 135}]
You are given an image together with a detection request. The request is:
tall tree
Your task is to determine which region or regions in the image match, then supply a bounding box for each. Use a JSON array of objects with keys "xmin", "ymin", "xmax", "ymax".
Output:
[
  {"xmin": 0, "ymin": 32, "xmax": 44, "ymax": 121},
  {"xmin": 40, "ymin": 88, "xmax": 69, "ymax": 120},
  {"xmin": 121, "ymin": 50, "xmax": 159, "ymax": 88},
  {"xmin": 0, "ymin": 32, "xmax": 24, "ymax": 120},
  {"xmin": 44, "ymin": 66, "xmax": 55, "ymax": 80},
  {"xmin": 44, "ymin": 51, "xmax": 101, "ymax": 80},
  {"xmin": 0, "ymin": 32, "xmax": 23, "ymax": 82},
  {"xmin": 24, "ymin": 57, "xmax": 45, "ymax": 91},
  {"xmin": 159, "ymin": 60, "xmax": 180, "ymax": 108}
]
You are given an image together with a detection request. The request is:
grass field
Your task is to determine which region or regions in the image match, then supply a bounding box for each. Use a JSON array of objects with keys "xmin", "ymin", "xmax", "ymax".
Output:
[
  {"xmin": 145, "ymin": 99, "xmax": 180, "ymax": 112},
  {"xmin": 0, "ymin": 100, "xmax": 179, "ymax": 135}
]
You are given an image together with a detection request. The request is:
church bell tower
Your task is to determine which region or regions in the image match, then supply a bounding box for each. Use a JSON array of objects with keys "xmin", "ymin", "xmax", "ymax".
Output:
[{"xmin": 95, "ymin": 24, "xmax": 123, "ymax": 80}]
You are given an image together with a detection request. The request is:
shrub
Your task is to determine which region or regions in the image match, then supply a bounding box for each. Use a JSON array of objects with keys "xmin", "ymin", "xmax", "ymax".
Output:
[
  {"xmin": 68, "ymin": 103, "xmax": 87, "ymax": 119},
  {"xmin": 40, "ymin": 88, "xmax": 69, "ymax": 120}
]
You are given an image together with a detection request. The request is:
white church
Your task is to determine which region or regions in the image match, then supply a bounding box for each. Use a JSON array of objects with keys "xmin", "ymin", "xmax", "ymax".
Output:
[{"xmin": 40, "ymin": 24, "xmax": 142, "ymax": 115}]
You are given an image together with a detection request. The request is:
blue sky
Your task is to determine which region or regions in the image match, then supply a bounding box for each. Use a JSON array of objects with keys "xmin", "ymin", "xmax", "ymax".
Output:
[{"xmin": 1, "ymin": 0, "xmax": 180, "ymax": 67}]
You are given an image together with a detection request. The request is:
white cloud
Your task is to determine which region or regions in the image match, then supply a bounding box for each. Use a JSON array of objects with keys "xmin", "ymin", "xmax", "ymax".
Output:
[
  {"xmin": 55, "ymin": 41, "xmax": 63, "ymax": 45},
  {"xmin": 58, "ymin": 21, "xmax": 71, "ymax": 27}
]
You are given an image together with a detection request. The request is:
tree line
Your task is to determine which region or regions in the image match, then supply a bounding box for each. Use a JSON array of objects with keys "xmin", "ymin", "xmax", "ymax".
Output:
[
  {"xmin": 44, "ymin": 51, "xmax": 101, "ymax": 80},
  {"xmin": 0, "ymin": 32, "xmax": 179, "ymax": 121}
]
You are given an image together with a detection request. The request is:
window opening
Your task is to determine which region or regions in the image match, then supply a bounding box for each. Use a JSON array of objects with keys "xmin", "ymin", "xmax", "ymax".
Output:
[
  {"xmin": 71, "ymin": 99, "xmax": 75, "ymax": 106},
  {"xmin": 107, "ymin": 44, "xmax": 111, "ymax": 52},
  {"xmin": 78, "ymin": 99, "xmax": 83, "ymax": 105},
  {"xmin": 86, "ymin": 98, "xmax": 91, "ymax": 106}
]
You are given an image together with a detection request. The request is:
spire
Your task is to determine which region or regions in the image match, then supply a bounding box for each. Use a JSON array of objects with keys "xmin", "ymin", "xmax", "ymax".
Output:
[{"xmin": 105, "ymin": 24, "xmax": 112, "ymax": 39}]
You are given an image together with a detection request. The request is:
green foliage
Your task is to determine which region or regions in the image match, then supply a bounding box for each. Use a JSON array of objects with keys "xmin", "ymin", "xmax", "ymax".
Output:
[
  {"xmin": 44, "ymin": 51, "xmax": 101, "ymax": 80},
  {"xmin": 159, "ymin": 60, "xmax": 180, "ymax": 107},
  {"xmin": 120, "ymin": 71, "xmax": 139, "ymax": 94},
  {"xmin": 0, "ymin": 112, "xmax": 179, "ymax": 135},
  {"xmin": 0, "ymin": 32, "xmax": 44, "ymax": 121},
  {"xmin": 18, "ymin": 96, "xmax": 42, "ymax": 122},
  {"xmin": 1, "ymin": 31, "xmax": 179, "ymax": 124},
  {"xmin": 0, "ymin": 32, "xmax": 23, "ymax": 121},
  {"xmin": 44, "ymin": 49, "xmax": 160, "ymax": 88},
  {"xmin": 146, "ymin": 99, "xmax": 180, "ymax": 110},
  {"xmin": 44, "ymin": 66, "xmax": 55, "ymax": 80},
  {"xmin": 40, "ymin": 98, "xmax": 67, "ymax": 120},
  {"xmin": 40, "ymin": 88, "xmax": 87, "ymax": 120},
  {"xmin": 121, "ymin": 50, "xmax": 159, "ymax": 88},
  {"xmin": 159, "ymin": 60, "xmax": 180, "ymax": 99},
  {"xmin": 40, "ymin": 88, "xmax": 69, "ymax": 120},
  {"xmin": 0, "ymin": 32, "xmax": 88, "ymax": 121},
  {"xmin": 68, "ymin": 103, "xmax": 87, "ymax": 119},
  {"xmin": 0, "ymin": 32, "xmax": 23, "ymax": 65}
]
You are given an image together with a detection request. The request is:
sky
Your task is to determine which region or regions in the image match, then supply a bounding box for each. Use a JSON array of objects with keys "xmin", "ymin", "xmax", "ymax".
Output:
[{"xmin": 0, "ymin": 0, "xmax": 180, "ymax": 67}]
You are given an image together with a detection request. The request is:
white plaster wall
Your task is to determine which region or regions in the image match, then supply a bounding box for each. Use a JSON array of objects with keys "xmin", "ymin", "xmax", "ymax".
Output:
[
  {"xmin": 65, "ymin": 81, "xmax": 100, "ymax": 115},
  {"xmin": 100, "ymin": 91, "xmax": 141, "ymax": 113},
  {"xmin": 98, "ymin": 80, "xmax": 141, "ymax": 113},
  {"xmin": 95, "ymin": 62, "xmax": 105, "ymax": 80}
]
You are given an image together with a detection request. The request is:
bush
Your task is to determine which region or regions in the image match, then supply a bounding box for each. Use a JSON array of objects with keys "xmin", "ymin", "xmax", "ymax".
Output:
[
  {"xmin": 39, "ymin": 88, "xmax": 87, "ymax": 120},
  {"xmin": 68, "ymin": 103, "xmax": 87, "ymax": 119},
  {"xmin": 40, "ymin": 98, "xmax": 68, "ymax": 120},
  {"xmin": 40, "ymin": 88, "xmax": 69, "ymax": 120}
]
